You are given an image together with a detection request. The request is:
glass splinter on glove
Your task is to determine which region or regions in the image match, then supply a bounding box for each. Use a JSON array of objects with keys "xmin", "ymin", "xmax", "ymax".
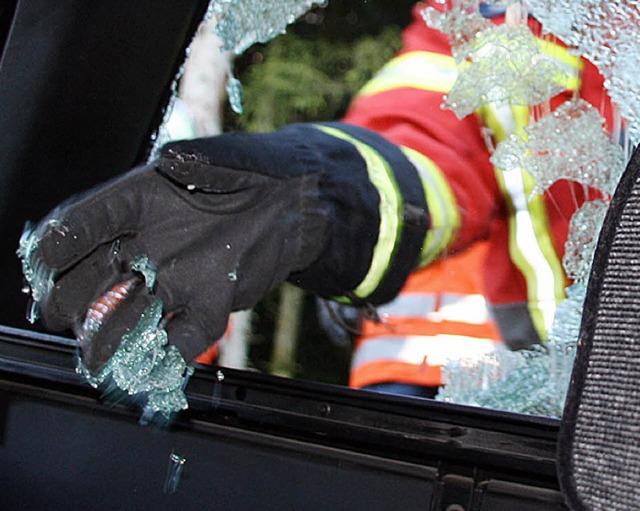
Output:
[
  {"xmin": 78, "ymin": 299, "xmax": 190, "ymax": 420},
  {"xmin": 17, "ymin": 221, "xmax": 58, "ymax": 323},
  {"xmin": 76, "ymin": 255, "xmax": 190, "ymax": 420}
]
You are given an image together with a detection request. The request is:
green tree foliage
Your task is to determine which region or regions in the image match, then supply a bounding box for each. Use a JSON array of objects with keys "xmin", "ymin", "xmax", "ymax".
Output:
[
  {"xmin": 224, "ymin": 0, "xmax": 416, "ymax": 383},
  {"xmin": 236, "ymin": 26, "xmax": 401, "ymax": 132}
]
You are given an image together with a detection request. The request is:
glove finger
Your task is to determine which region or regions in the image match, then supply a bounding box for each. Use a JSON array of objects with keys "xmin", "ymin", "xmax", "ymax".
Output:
[
  {"xmin": 39, "ymin": 243, "xmax": 136, "ymax": 331},
  {"xmin": 36, "ymin": 165, "xmax": 152, "ymax": 272},
  {"xmin": 78, "ymin": 287, "xmax": 156, "ymax": 375},
  {"xmin": 165, "ymin": 309, "xmax": 228, "ymax": 364}
]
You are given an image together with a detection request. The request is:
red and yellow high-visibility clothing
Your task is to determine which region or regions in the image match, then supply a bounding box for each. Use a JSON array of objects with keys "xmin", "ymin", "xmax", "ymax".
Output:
[
  {"xmin": 341, "ymin": 2, "xmax": 611, "ymax": 348},
  {"xmin": 350, "ymin": 240, "xmax": 502, "ymax": 389},
  {"xmin": 202, "ymin": 3, "xmax": 613, "ymax": 373}
]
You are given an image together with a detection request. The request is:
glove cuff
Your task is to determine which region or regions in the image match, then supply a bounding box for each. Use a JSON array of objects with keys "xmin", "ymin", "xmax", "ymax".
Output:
[{"xmin": 287, "ymin": 122, "xmax": 430, "ymax": 306}]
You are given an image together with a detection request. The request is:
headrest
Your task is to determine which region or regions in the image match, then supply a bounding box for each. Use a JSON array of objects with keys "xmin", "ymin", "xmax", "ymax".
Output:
[{"xmin": 559, "ymin": 146, "xmax": 640, "ymax": 509}]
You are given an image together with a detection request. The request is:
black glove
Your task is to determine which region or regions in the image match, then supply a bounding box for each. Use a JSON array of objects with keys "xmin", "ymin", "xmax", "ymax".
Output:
[
  {"xmin": 22, "ymin": 123, "xmax": 429, "ymax": 375},
  {"xmin": 28, "ymin": 136, "xmax": 327, "ymax": 374}
]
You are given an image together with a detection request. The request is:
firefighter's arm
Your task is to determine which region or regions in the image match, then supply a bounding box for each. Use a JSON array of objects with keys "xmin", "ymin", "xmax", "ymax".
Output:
[{"xmin": 24, "ymin": 122, "xmax": 431, "ymax": 373}]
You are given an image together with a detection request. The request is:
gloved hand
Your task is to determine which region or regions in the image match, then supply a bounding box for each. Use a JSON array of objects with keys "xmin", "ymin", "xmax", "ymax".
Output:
[
  {"xmin": 20, "ymin": 123, "xmax": 429, "ymax": 378},
  {"xmin": 24, "ymin": 133, "xmax": 328, "ymax": 374}
]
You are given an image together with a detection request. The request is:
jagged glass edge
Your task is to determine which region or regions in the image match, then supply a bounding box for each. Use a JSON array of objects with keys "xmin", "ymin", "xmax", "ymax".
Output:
[
  {"xmin": 526, "ymin": 0, "xmax": 640, "ymax": 145},
  {"xmin": 437, "ymin": 291, "xmax": 587, "ymax": 417},
  {"xmin": 151, "ymin": 0, "xmax": 324, "ymax": 154},
  {"xmin": 16, "ymin": 221, "xmax": 56, "ymax": 323},
  {"xmin": 490, "ymin": 99, "xmax": 627, "ymax": 197},
  {"xmin": 428, "ymin": 1, "xmax": 630, "ymax": 415},
  {"xmin": 422, "ymin": 4, "xmax": 568, "ymax": 118},
  {"xmin": 562, "ymin": 199, "xmax": 609, "ymax": 283},
  {"xmin": 131, "ymin": 254, "xmax": 157, "ymax": 291},
  {"xmin": 437, "ymin": 200, "xmax": 609, "ymax": 416},
  {"xmin": 206, "ymin": 0, "xmax": 325, "ymax": 55}
]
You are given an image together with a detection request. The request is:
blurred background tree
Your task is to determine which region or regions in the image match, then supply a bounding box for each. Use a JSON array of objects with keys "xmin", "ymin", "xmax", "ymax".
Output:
[
  {"xmin": 222, "ymin": 0, "xmax": 417, "ymax": 385},
  {"xmin": 235, "ymin": 25, "xmax": 401, "ymax": 132}
]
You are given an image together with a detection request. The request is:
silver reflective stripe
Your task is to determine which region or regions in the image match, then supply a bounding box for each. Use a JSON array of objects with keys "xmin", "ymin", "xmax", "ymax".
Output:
[
  {"xmin": 439, "ymin": 294, "xmax": 492, "ymax": 324},
  {"xmin": 379, "ymin": 293, "xmax": 491, "ymax": 324},
  {"xmin": 377, "ymin": 294, "xmax": 437, "ymax": 317},
  {"xmin": 351, "ymin": 335, "xmax": 501, "ymax": 369}
]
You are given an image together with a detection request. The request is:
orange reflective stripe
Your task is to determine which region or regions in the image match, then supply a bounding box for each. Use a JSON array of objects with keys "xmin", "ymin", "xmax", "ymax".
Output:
[
  {"xmin": 350, "ymin": 240, "xmax": 502, "ymax": 389},
  {"xmin": 360, "ymin": 318, "xmax": 500, "ymax": 340},
  {"xmin": 350, "ymin": 334, "xmax": 502, "ymax": 388},
  {"xmin": 350, "ymin": 360, "xmax": 444, "ymax": 389}
]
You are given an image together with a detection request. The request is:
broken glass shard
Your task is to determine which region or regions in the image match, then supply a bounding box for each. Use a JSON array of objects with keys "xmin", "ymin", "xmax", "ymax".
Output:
[
  {"xmin": 546, "ymin": 282, "xmax": 586, "ymax": 410},
  {"xmin": 226, "ymin": 73, "xmax": 244, "ymax": 114},
  {"xmin": 151, "ymin": 0, "xmax": 323, "ymax": 153},
  {"xmin": 422, "ymin": 2, "xmax": 568, "ymax": 117},
  {"xmin": 164, "ymin": 451, "xmax": 187, "ymax": 494},
  {"xmin": 485, "ymin": 0, "xmax": 522, "ymax": 5},
  {"xmin": 439, "ymin": 279, "xmax": 588, "ymax": 417},
  {"xmin": 80, "ymin": 300, "xmax": 189, "ymax": 419},
  {"xmin": 439, "ymin": 343, "xmax": 569, "ymax": 417},
  {"xmin": 562, "ymin": 199, "xmax": 609, "ymax": 283},
  {"xmin": 206, "ymin": 0, "xmax": 324, "ymax": 55},
  {"xmin": 207, "ymin": 0, "xmax": 323, "ymax": 114},
  {"xmin": 131, "ymin": 254, "xmax": 157, "ymax": 291},
  {"xmin": 527, "ymin": 0, "xmax": 640, "ymax": 145},
  {"xmin": 422, "ymin": 1, "xmax": 492, "ymax": 62},
  {"xmin": 448, "ymin": 25, "xmax": 568, "ymax": 117},
  {"xmin": 17, "ymin": 222, "xmax": 56, "ymax": 322},
  {"xmin": 491, "ymin": 99, "xmax": 627, "ymax": 197}
]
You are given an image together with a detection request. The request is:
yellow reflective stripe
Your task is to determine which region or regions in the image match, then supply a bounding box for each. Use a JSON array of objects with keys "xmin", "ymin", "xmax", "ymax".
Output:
[
  {"xmin": 400, "ymin": 146, "xmax": 460, "ymax": 265},
  {"xmin": 525, "ymin": 176, "xmax": 567, "ymax": 305},
  {"xmin": 357, "ymin": 39, "xmax": 580, "ymax": 101},
  {"xmin": 477, "ymin": 104, "xmax": 512, "ymax": 142},
  {"xmin": 537, "ymin": 38, "xmax": 583, "ymax": 91},
  {"xmin": 511, "ymin": 105, "xmax": 530, "ymax": 136},
  {"xmin": 357, "ymin": 51, "xmax": 457, "ymax": 97},
  {"xmin": 500, "ymin": 107, "xmax": 564, "ymax": 320},
  {"xmin": 494, "ymin": 169, "xmax": 553, "ymax": 338},
  {"xmin": 472, "ymin": 37, "xmax": 581, "ymax": 336},
  {"xmin": 480, "ymin": 103, "xmax": 566, "ymax": 339},
  {"xmin": 316, "ymin": 125, "xmax": 403, "ymax": 299}
]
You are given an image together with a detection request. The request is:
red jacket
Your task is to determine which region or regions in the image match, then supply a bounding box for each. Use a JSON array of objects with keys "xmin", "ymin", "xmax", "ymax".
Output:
[{"xmin": 342, "ymin": 2, "xmax": 611, "ymax": 346}]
